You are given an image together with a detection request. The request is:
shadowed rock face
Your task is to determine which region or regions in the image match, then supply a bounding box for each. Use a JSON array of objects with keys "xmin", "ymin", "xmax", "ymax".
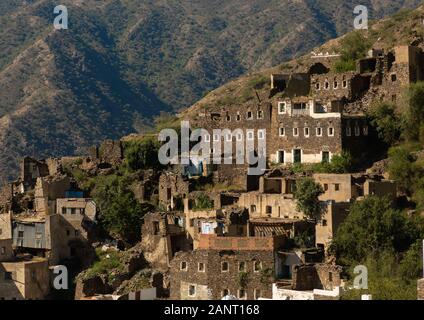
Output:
[{"xmin": 0, "ymin": 0, "xmax": 421, "ymax": 181}]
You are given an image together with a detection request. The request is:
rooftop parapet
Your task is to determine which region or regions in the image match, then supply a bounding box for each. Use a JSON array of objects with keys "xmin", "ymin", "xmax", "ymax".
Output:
[{"xmin": 198, "ymin": 234, "xmax": 285, "ymax": 251}]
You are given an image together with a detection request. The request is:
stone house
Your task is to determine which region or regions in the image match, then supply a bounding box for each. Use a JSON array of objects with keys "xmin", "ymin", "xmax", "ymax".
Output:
[
  {"xmin": 170, "ymin": 234, "xmax": 287, "ymax": 300},
  {"xmin": 34, "ymin": 175, "xmax": 71, "ymax": 216},
  {"xmin": 0, "ymin": 255, "xmax": 50, "ymax": 300},
  {"xmin": 315, "ymin": 201, "xmax": 351, "ymax": 251},
  {"xmin": 140, "ymin": 212, "xmax": 190, "ymax": 271},
  {"xmin": 159, "ymin": 172, "xmax": 191, "ymax": 211},
  {"xmin": 313, "ymin": 173, "xmax": 397, "ymax": 202}
]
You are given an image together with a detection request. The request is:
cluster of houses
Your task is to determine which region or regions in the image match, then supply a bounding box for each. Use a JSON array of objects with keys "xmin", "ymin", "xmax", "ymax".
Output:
[{"xmin": 1, "ymin": 44, "xmax": 424, "ymax": 300}]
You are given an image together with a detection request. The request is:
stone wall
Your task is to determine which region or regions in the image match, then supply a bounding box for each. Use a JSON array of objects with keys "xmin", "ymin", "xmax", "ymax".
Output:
[
  {"xmin": 0, "ymin": 258, "xmax": 50, "ymax": 300},
  {"xmin": 159, "ymin": 173, "xmax": 190, "ymax": 210},
  {"xmin": 238, "ymin": 192, "xmax": 302, "ymax": 220},
  {"xmin": 291, "ymin": 263, "xmax": 342, "ymax": 291},
  {"xmin": 170, "ymin": 249, "xmax": 275, "ymax": 300}
]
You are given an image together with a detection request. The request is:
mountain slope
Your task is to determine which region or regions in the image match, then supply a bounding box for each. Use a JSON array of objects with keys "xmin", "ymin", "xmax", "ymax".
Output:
[
  {"xmin": 0, "ymin": 0, "xmax": 422, "ymax": 180},
  {"xmin": 183, "ymin": 5, "xmax": 424, "ymax": 118}
]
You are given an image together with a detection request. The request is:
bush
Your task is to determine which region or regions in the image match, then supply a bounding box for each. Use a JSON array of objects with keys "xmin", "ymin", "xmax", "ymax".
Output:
[
  {"xmin": 192, "ymin": 193, "xmax": 214, "ymax": 211},
  {"xmin": 341, "ymin": 249, "xmax": 419, "ymax": 300},
  {"xmin": 293, "ymin": 178, "xmax": 324, "ymax": 221},
  {"xmin": 92, "ymin": 174, "xmax": 153, "ymax": 242},
  {"xmin": 368, "ymin": 102, "xmax": 401, "ymax": 145},
  {"xmin": 330, "ymin": 196, "xmax": 422, "ymax": 265},
  {"xmin": 388, "ymin": 146, "xmax": 418, "ymax": 194},
  {"xmin": 402, "ymin": 82, "xmax": 424, "ymax": 142},
  {"xmin": 123, "ymin": 137, "xmax": 162, "ymax": 172},
  {"xmin": 312, "ymin": 151, "xmax": 352, "ymax": 173},
  {"xmin": 335, "ymin": 31, "xmax": 371, "ymax": 72}
]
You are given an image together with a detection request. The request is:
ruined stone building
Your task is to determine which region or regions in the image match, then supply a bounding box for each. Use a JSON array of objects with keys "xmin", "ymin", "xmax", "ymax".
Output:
[
  {"xmin": 141, "ymin": 212, "xmax": 190, "ymax": 271},
  {"xmin": 313, "ymin": 173, "xmax": 397, "ymax": 203},
  {"xmin": 188, "ymin": 45, "xmax": 424, "ymax": 188}
]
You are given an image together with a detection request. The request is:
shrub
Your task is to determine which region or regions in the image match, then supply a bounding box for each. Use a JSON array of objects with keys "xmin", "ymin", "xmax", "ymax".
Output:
[
  {"xmin": 123, "ymin": 137, "xmax": 162, "ymax": 172},
  {"xmin": 402, "ymin": 82, "xmax": 424, "ymax": 142},
  {"xmin": 335, "ymin": 31, "xmax": 371, "ymax": 72},
  {"xmin": 293, "ymin": 178, "xmax": 325, "ymax": 221},
  {"xmin": 368, "ymin": 102, "xmax": 401, "ymax": 145},
  {"xmin": 388, "ymin": 146, "xmax": 418, "ymax": 194},
  {"xmin": 192, "ymin": 193, "xmax": 214, "ymax": 211},
  {"xmin": 329, "ymin": 196, "xmax": 422, "ymax": 265}
]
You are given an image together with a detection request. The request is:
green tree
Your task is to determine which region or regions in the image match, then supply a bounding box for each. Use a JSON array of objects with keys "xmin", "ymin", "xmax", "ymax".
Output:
[
  {"xmin": 368, "ymin": 102, "xmax": 401, "ymax": 145},
  {"xmin": 342, "ymin": 249, "xmax": 418, "ymax": 300},
  {"xmin": 335, "ymin": 31, "xmax": 371, "ymax": 72},
  {"xmin": 330, "ymin": 196, "xmax": 421, "ymax": 265},
  {"xmin": 92, "ymin": 175, "xmax": 153, "ymax": 243},
  {"xmin": 388, "ymin": 146, "xmax": 418, "ymax": 194},
  {"xmin": 293, "ymin": 178, "xmax": 324, "ymax": 221},
  {"xmin": 123, "ymin": 137, "xmax": 162, "ymax": 172},
  {"xmin": 328, "ymin": 151, "xmax": 352, "ymax": 173},
  {"xmin": 403, "ymin": 82, "xmax": 424, "ymax": 142}
]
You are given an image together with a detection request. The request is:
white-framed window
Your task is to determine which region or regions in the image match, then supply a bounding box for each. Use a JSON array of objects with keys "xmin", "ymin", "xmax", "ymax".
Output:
[
  {"xmin": 213, "ymin": 134, "xmax": 220, "ymax": 142},
  {"xmin": 279, "ymin": 127, "xmax": 285, "ymax": 137},
  {"xmin": 238, "ymin": 261, "xmax": 246, "ymax": 272},
  {"xmin": 204, "ymin": 134, "xmax": 210, "ymax": 142},
  {"xmin": 198, "ymin": 262, "xmax": 205, "ymax": 272},
  {"xmin": 342, "ymin": 80, "xmax": 348, "ymax": 88},
  {"xmin": 226, "ymin": 115, "xmax": 231, "ymax": 122},
  {"xmin": 258, "ymin": 130, "xmax": 265, "ymax": 140},
  {"xmin": 324, "ymin": 81, "xmax": 329, "ymax": 90},
  {"xmin": 236, "ymin": 133, "xmax": 243, "ymax": 141},
  {"xmin": 236, "ymin": 113, "xmax": 241, "ymax": 121},
  {"xmin": 180, "ymin": 261, "xmax": 188, "ymax": 271},
  {"xmin": 254, "ymin": 261, "xmax": 262, "ymax": 272},
  {"xmin": 226, "ymin": 133, "xmax": 232, "ymax": 142},
  {"xmin": 315, "ymin": 83, "xmax": 320, "ymax": 90},
  {"xmin": 221, "ymin": 261, "xmax": 229, "ymax": 272},
  {"xmin": 247, "ymin": 111, "xmax": 253, "ymax": 120},
  {"xmin": 238, "ymin": 289, "xmax": 247, "ymax": 300},
  {"xmin": 316, "ymin": 127, "xmax": 322, "ymax": 137},
  {"xmin": 328, "ymin": 127, "xmax": 334, "ymax": 136},
  {"xmin": 257, "ymin": 110, "xmax": 264, "ymax": 119},
  {"xmin": 293, "ymin": 128, "xmax": 299, "ymax": 137},
  {"xmin": 304, "ymin": 127, "xmax": 310, "ymax": 137},
  {"xmin": 278, "ymin": 102, "xmax": 286, "ymax": 114},
  {"xmin": 247, "ymin": 130, "xmax": 254, "ymax": 141},
  {"xmin": 188, "ymin": 284, "xmax": 196, "ymax": 297},
  {"xmin": 334, "ymin": 81, "xmax": 338, "ymax": 89}
]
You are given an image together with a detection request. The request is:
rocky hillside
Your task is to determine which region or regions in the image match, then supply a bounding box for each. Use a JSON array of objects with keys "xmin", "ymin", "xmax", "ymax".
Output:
[
  {"xmin": 182, "ymin": 5, "xmax": 424, "ymax": 119},
  {"xmin": 0, "ymin": 0, "xmax": 422, "ymax": 180}
]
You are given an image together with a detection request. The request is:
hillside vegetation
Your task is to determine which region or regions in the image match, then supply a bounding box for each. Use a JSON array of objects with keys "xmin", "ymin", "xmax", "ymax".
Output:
[{"xmin": 0, "ymin": 0, "xmax": 422, "ymax": 180}]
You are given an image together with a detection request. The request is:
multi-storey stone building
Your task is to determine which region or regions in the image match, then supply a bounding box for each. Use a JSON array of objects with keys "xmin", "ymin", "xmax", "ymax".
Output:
[
  {"xmin": 170, "ymin": 234, "xmax": 287, "ymax": 300},
  {"xmin": 190, "ymin": 45, "xmax": 424, "ymax": 184}
]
